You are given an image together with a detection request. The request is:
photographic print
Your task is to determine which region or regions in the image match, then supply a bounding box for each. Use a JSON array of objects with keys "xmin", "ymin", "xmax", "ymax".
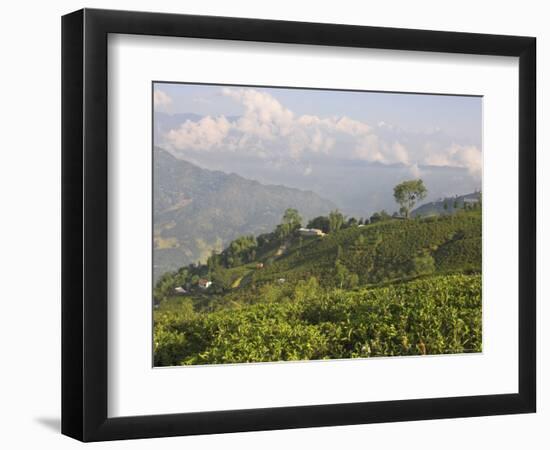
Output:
[{"xmin": 152, "ymin": 83, "xmax": 482, "ymax": 367}]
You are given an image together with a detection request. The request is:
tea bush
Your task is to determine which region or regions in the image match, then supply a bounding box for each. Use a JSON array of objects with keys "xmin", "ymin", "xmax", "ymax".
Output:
[{"xmin": 154, "ymin": 274, "xmax": 481, "ymax": 365}]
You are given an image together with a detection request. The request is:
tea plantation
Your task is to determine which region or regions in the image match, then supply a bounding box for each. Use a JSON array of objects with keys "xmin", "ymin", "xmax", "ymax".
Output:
[{"xmin": 153, "ymin": 209, "xmax": 482, "ymax": 365}]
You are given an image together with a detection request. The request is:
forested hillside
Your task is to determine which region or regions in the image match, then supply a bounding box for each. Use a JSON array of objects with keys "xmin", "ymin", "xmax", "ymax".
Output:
[
  {"xmin": 153, "ymin": 148, "xmax": 335, "ymax": 280},
  {"xmin": 153, "ymin": 208, "xmax": 482, "ymax": 366}
]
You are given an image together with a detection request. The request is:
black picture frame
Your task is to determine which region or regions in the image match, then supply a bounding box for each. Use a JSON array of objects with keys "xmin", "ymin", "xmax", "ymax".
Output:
[{"xmin": 62, "ymin": 8, "xmax": 536, "ymax": 442}]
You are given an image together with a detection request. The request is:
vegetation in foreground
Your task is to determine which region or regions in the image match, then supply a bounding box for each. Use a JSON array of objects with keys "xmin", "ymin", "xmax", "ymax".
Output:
[{"xmin": 154, "ymin": 274, "xmax": 481, "ymax": 366}]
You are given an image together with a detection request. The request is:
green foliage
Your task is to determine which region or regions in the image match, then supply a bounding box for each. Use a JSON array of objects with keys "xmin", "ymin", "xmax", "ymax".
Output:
[
  {"xmin": 153, "ymin": 195, "xmax": 482, "ymax": 366},
  {"xmin": 276, "ymin": 208, "xmax": 303, "ymax": 241},
  {"xmin": 154, "ymin": 274, "xmax": 482, "ymax": 365},
  {"xmin": 348, "ymin": 273, "xmax": 359, "ymax": 288},
  {"xmin": 307, "ymin": 216, "xmax": 330, "ymax": 233},
  {"xmin": 393, "ymin": 179, "xmax": 428, "ymax": 218},
  {"xmin": 334, "ymin": 260, "xmax": 349, "ymax": 288},
  {"xmin": 369, "ymin": 210, "xmax": 391, "ymax": 223},
  {"xmin": 329, "ymin": 210, "xmax": 345, "ymax": 233},
  {"xmin": 155, "ymin": 209, "xmax": 481, "ymax": 308},
  {"xmin": 249, "ymin": 210, "xmax": 480, "ymax": 287},
  {"xmin": 154, "ymin": 297, "xmax": 196, "ymax": 366},
  {"xmin": 220, "ymin": 235, "xmax": 258, "ymax": 268},
  {"xmin": 346, "ymin": 217, "xmax": 359, "ymax": 228},
  {"xmin": 407, "ymin": 254, "xmax": 436, "ymax": 277},
  {"xmin": 435, "ymin": 237, "xmax": 481, "ymax": 273},
  {"xmin": 283, "ymin": 208, "xmax": 302, "ymax": 229},
  {"xmin": 153, "ymin": 267, "xmax": 189, "ymax": 303}
]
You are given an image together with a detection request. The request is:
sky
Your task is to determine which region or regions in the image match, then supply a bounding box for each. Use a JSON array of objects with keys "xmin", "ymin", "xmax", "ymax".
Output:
[{"xmin": 153, "ymin": 82, "xmax": 482, "ymax": 216}]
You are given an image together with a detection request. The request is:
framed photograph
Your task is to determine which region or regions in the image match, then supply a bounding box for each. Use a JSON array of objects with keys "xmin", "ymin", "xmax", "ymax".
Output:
[{"xmin": 62, "ymin": 8, "xmax": 536, "ymax": 442}]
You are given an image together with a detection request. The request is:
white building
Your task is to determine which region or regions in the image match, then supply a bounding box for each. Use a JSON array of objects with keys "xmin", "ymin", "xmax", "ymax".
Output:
[
  {"xmin": 299, "ymin": 227, "xmax": 325, "ymax": 237},
  {"xmin": 174, "ymin": 286, "xmax": 187, "ymax": 295}
]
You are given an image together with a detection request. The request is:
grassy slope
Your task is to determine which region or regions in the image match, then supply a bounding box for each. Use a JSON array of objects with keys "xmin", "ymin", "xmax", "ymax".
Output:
[
  {"xmin": 251, "ymin": 210, "xmax": 481, "ymax": 286},
  {"xmin": 154, "ymin": 210, "xmax": 482, "ymax": 366}
]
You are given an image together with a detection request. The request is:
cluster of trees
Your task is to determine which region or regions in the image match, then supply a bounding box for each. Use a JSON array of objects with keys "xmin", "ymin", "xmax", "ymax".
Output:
[
  {"xmin": 206, "ymin": 209, "xmax": 303, "ymax": 272},
  {"xmin": 205, "ymin": 201, "xmax": 397, "ymax": 276},
  {"xmin": 282, "ymin": 208, "xmax": 367, "ymax": 235},
  {"xmin": 307, "ymin": 212, "xmax": 347, "ymax": 233},
  {"xmin": 307, "ymin": 210, "xmax": 376, "ymax": 232},
  {"xmin": 210, "ymin": 235, "xmax": 258, "ymax": 269},
  {"xmin": 154, "ymin": 270, "xmax": 186, "ymax": 304},
  {"xmin": 369, "ymin": 210, "xmax": 392, "ymax": 223},
  {"xmin": 153, "ymin": 265, "xmax": 207, "ymax": 304},
  {"xmin": 304, "ymin": 178, "xmax": 430, "ymax": 230}
]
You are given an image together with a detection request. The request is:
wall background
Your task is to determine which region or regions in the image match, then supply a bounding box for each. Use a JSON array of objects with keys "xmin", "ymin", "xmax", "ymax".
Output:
[{"xmin": 0, "ymin": 0, "xmax": 546, "ymax": 448}]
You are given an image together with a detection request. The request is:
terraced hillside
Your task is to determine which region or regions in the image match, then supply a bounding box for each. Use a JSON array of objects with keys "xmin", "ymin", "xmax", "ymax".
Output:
[
  {"xmin": 154, "ymin": 274, "xmax": 481, "ymax": 366},
  {"xmin": 250, "ymin": 211, "xmax": 481, "ymax": 287},
  {"xmin": 153, "ymin": 209, "xmax": 482, "ymax": 366}
]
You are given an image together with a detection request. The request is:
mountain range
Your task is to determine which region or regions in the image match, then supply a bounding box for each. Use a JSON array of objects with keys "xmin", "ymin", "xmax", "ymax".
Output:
[
  {"xmin": 153, "ymin": 112, "xmax": 481, "ymax": 217},
  {"xmin": 153, "ymin": 147, "xmax": 336, "ymax": 280}
]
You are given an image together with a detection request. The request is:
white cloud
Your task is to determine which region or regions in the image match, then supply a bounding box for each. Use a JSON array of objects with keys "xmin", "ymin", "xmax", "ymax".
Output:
[
  {"xmin": 160, "ymin": 88, "xmax": 481, "ymax": 179},
  {"xmin": 355, "ymin": 134, "xmax": 383, "ymax": 162},
  {"xmin": 153, "ymin": 89, "xmax": 172, "ymax": 110},
  {"xmin": 425, "ymin": 143, "xmax": 482, "ymax": 176},
  {"xmin": 333, "ymin": 116, "xmax": 371, "ymax": 136},
  {"xmin": 392, "ymin": 142, "xmax": 409, "ymax": 165},
  {"xmin": 408, "ymin": 162, "xmax": 423, "ymax": 178},
  {"xmin": 166, "ymin": 116, "xmax": 231, "ymax": 150},
  {"xmin": 223, "ymin": 88, "xmax": 294, "ymax": 140}
]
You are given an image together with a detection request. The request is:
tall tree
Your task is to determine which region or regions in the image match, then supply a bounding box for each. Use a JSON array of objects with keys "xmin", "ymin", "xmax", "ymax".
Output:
[
  {"xmin": 393, "ymin": 179, "xmax": 428, "ymax": 219},
  {"xmin": 329, "ymin": 210, "xmax": 345, "ymax": 233},
  {"xmin": 282, "ymin": 208, "xmax": 302, "ymax": 228},
  {"xmin": 280, "ymin": 208, "xmax": 302, "ymax": 237}
]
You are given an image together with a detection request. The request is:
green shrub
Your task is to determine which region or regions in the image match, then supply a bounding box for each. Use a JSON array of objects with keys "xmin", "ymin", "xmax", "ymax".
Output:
[{"xmin": 154, "ymin": 274, "xmax": 482, "ymax": 365}]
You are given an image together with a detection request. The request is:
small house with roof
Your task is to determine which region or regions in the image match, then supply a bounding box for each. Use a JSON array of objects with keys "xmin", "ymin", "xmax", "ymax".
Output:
[{"xmin": 198, "ymin": 278, "xmax": 212, "ymax": 289}]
